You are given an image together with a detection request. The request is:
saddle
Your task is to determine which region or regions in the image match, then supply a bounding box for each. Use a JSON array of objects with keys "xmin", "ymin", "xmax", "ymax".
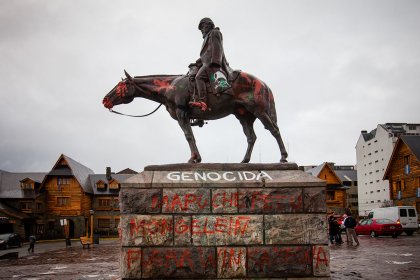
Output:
[{"xmin": 187, "ymin": 64, "xmax": 241, "ymax": 102}]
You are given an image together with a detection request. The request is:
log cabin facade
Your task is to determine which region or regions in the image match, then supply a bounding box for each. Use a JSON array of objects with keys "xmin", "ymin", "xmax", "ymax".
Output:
[
  {"xmin": 384, "ymin": 135, "xmax": 420, "ymax": 217},
  {"xmin": 306, "ymin": 163, "xmax": 350, "ymax": 215},
  {"xmin": 0, "ymin": 154, "xmax": 136, "ymax": 240}
]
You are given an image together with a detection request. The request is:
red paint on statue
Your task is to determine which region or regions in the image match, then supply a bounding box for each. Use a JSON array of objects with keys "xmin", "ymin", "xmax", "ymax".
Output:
[{"xmin": 153, "ymin": 79, "xmax": 175, "ymax": 92}]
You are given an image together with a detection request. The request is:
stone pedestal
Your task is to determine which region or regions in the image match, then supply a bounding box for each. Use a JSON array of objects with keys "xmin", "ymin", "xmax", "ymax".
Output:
[{"xmin": 119, "ymin": 163, "xmax": 330, "ymax": 279}]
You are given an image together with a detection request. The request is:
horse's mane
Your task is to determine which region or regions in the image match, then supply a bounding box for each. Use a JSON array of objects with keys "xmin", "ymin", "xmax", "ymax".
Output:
[{"xmin": 133, "ymin": 74, "xmax": 183, "ymax": 79}]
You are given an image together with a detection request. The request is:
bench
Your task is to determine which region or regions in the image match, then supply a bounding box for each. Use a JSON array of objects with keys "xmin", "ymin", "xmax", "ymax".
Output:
[{"xmin": 80, "ymin": 237, "xmax": 91, "ymax": 249}]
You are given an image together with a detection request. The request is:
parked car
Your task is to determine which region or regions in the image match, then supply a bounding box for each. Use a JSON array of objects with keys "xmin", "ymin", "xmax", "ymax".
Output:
[
  {"xmin": 0, "ymin": 233, "xmax": 22, "ymax": 249},
  {"xmin": 355, "ymin": 218, "xmax": 403, "ymax": 238},
  {"xmin": 368, "ymin": 206, "xmax": 418, "ymax": 235}
]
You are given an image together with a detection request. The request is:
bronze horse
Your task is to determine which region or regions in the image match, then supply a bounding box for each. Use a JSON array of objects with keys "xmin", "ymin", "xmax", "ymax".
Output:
[{"xmin": 102, "ymin": 70, "xmax": 288, "ymax": 163}]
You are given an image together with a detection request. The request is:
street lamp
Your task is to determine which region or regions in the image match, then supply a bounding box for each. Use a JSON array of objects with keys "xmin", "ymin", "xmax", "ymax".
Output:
[{"xmin": 89, "ymin": 209, "xmax": 94, "ymax": 247}]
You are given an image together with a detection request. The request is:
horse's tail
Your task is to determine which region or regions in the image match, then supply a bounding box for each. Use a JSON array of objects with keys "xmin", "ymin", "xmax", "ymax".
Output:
[{"xmin": 267, "ymin": 87, "xmax": 279, "ymax": 129}]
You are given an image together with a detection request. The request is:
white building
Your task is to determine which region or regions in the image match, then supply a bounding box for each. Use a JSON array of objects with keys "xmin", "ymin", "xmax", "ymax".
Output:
[{"xmin": 355, "ymin": 123, "xmax": 420, "ymax": 216}]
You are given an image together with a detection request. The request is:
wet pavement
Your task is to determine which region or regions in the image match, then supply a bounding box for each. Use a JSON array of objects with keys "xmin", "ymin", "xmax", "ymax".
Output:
[{"xmin": 0, "ymin": 233, "xmax": 419, "ymax": 279}]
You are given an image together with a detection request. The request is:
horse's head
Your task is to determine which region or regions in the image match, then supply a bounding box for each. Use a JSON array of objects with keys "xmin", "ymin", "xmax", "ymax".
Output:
[{"xmin": 102, "ymin": 70, "xmax": 137, "ymax": 109}]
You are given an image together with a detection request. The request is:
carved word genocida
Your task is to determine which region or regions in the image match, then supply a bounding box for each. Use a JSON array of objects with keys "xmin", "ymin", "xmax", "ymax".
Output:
[{"xmin": 166, "ymin": 171, "xmax": 273, "ymax": 182}]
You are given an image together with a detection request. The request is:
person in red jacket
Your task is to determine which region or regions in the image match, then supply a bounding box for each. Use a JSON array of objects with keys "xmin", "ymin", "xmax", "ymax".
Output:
[{"xmin": 189, "ymin": 18, "xmax": 231, "ymax": 111}]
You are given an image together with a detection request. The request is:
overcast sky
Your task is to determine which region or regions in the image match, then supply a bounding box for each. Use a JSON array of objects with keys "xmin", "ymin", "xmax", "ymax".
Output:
[{"xmin": 1, "ymin": 0, "xmax": 419, "ymax": 174}]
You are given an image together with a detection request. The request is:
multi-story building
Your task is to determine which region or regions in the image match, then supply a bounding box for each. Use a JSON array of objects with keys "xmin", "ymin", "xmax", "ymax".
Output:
[
  {"xmin": 356, "ymin": 123, "xmax": 420, "ymax": 216},
  {"xmin": 334, "ymin": 165, "xmax": 358, "ymax": 215},
  {"xmin": 0, "ymin": 154, "xmax": 136, "ymax": 240},
  {"xmin": 306, "ymin": 163, "xmax": 357, "ymax": 215},
  {"xmin": 384, "ymin": 135, "xmax": 420, "ymax": 214}
]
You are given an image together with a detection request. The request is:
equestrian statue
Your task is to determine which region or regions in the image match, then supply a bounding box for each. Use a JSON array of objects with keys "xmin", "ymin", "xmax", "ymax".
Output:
[{"xmin": 102, "ymin": 18, "xmax": 288, "ymax": 164}]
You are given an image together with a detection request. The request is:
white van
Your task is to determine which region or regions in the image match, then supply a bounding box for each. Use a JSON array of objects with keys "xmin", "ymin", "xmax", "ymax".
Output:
[{"xmin": 368, "ymin": 206, "xmax": 418, "ymax": 235}]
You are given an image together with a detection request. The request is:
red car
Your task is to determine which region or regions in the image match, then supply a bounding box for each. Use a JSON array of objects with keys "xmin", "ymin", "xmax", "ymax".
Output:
[{"xmin": 355, "ymin": 218, "xmax": 403, "ymax": 238}]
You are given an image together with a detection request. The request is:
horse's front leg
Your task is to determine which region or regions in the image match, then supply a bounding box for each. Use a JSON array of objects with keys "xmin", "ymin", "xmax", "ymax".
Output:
[{"xmin": 176, "ymin": 109, "xmax": 202, "ymax": 163}]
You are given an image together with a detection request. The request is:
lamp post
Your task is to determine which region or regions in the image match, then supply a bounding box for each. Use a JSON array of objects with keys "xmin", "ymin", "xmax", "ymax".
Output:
[{"xmin": 89, "ymin": 209, "xmax": 94, "ymax": 247}]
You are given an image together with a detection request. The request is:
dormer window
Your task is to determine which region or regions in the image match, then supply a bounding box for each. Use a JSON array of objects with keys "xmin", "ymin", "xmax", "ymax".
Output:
[
  {"xmin": 57, "ymin": 177, "xmax": 70, "ymax": 185},
  {"xmin": 21, "ymin": 182, "xmax": 33, "ymax": 190},
  {"xmin": 109, "ymin": 179, "xmax": 120, "ymax": 190},
  {"xmin": 96, "ymin": 180, "xmax": 106, "ymax": 190},
  {"xmin": 20, "ymin": 178, "xmax": 35, "ymax": 190}
]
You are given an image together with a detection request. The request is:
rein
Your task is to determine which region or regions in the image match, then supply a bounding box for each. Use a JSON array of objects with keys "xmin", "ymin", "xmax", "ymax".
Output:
[{"xmin": 109, "ymin": 103, "xmax": 163, "ymax": 117}]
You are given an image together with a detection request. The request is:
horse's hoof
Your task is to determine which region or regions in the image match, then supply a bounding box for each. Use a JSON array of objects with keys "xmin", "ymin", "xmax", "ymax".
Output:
[{"xmin": 280, "ymin": 159, "xmax": 288, "ymax": 163}]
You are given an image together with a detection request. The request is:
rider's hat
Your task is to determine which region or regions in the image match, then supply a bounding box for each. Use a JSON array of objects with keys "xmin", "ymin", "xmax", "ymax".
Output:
[{"xmin": 198, "ymin": 18, "xmax": 214, "ymax": 29}]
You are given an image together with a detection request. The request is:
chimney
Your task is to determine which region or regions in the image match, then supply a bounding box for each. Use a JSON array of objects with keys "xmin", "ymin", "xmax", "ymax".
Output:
[{"xmin": 106, "ymin": 167, "xmax": 112, "ymax": 181}]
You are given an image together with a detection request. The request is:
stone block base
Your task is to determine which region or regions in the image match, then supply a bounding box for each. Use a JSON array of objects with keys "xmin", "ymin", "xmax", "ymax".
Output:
[{"xmin": 119, "ymin": 163, "xmax": 330, "ymax": 279}]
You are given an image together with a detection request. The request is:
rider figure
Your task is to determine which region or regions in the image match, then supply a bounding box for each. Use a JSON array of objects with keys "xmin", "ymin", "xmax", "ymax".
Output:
[{"xmin": 189, "ymin": 18, "xmax": 230, "ymax": 111}]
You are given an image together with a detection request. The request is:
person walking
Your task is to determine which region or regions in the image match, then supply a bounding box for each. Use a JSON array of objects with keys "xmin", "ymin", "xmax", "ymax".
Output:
[
  {"xmin": 344, "ymin": 213, "xmax": 360, "ymax": 246},
  {"xmin": 28, "ymin": 235, "xmax": 36, "ymax": 253}
]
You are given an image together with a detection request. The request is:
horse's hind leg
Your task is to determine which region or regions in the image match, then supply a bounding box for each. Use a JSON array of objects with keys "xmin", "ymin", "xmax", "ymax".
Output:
[
  {"xmin": 235, "ymin": 111, "xmax": 257, "ymax": 163},
  {"xmin": 255, "ymin": 112, "xmax": 288, "ymax": 162},
  {"xmin": 176, "ymin": 109, "xmax": 202, "ymax": 163}
]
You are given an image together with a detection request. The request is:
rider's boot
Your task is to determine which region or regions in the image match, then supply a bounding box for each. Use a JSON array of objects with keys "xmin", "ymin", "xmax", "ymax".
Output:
[{"xmin": 189, "ymin": 79, "xmax": 208, "ymax": 111}]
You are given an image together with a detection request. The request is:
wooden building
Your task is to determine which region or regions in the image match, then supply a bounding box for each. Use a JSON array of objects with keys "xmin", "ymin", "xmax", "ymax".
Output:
[
  {"xmin": 306, "ymin": 163, "xmax": 350, "ymax": 215},
  {"xmin": 384, "ymin": 135, "xmax": 420, "ymax": 215},
  {"xmin": 0, "ymin": 154, "xmax": 136, "ymax": 240},
  {"xmin": 40, "ymin": 154, "xmax": 95, "ymax": 239},
  {"xmin": 0, "ymin": 171, "xmax": 46, "ymax": 238},
  {"xmin": 89, "ymin": 169, "xmax": 132, "ymax": 237}
]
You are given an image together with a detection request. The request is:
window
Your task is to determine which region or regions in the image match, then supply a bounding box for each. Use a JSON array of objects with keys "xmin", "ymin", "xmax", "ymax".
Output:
[
  {"xmin": 57, "ymin": 177, "xmax": 70, "ymax": 185},
  {"xmin": 98, "ymin": 218, "xmax": 111, "ymax": 228},
  {"xmin": 57, "ymin": 197, "xmax": 70, "ymax": 206},
  {"xmin": 326, "ymin": 191, "xmax": 335, "ymax": 201},
  {"xmin": 98, "ymin": 198, "xmax": 111, "ymax": 207},
  {"xmin": 109, "ymin": 181, "xmax": 120, "ymax": 190},
  {"xmin": 396, "ymin": 181, "xmax": 402, "ymax": 191},
  {"xmin": 400, "ymin": 209, "xmax": 407, "ymax": 217},
  {"xmin": 20, "ymin": 201, "xmax": 32, "ymax": 210},
  {"xmin": 408, "ymin": 209, "xmax": 416, "ymax": 217},
  {"xmin": 114, "ymin": 197, "xmax": 119, "ymax": 209},
  {"xmin": 36, "ymin": 203, "xmax": 43, "ymax": 211},
  {"xmin": 96, "ymin": 181, "xmax": 106, "ymax": 189},
  {"xmin": 21, "ymin": 182, "xmax": 33, "ymax": 190},
  {"xmin": 404, "ymin": 155, "xmax": 410, "ymax": 174}
]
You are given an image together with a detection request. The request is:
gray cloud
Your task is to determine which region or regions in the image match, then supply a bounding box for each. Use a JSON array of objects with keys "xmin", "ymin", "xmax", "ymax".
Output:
[{"xmin": 1, "ymin": 0, "xmax": 419, "ymax": 172}]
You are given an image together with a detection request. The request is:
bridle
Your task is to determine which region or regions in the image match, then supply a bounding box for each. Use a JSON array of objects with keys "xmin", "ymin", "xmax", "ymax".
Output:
[
  {"xmin": 109, "ymin": 104, "xmax": 163, "ymax": 118},
  {"xmin": 108, "ymin": 80, "xmax": 163, "ymax": 118}
]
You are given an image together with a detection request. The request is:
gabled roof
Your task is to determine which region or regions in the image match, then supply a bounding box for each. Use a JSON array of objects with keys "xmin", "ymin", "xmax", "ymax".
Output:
[
  {"xmin": 335, "ymin": 169, "xmax": 357, "ymax": 182},
  {"xmin": 384, "ymin": 135, "xmax": 420, "ymax": 179},
  {"xmin": 400, "ymin": 135, "xmax": 420, "ymax": 160},
  {"xmin": 88, "ymin": 174, "xmax": 134, "ymax": 195},
  {"xmin": 44, "ymin": 154, "xmax": 95, "ymax": 194},
  {"xmin": 117, "ymin": 168, "xmax": 138, "ymax": 174},
  {"xmin": 305, "ymin": 163, "xmax": 326, "ymax": 177},
  {"xmin": 361, "ymin": 128, "xmax": 377, "ymax": 141},
  {"xmin": 0, "ymin": 170, "xmax": 46, "ymax": 199},
  {"xmin": 0, "ymin": 201, "xmax": 31, "ymax": 219},
  {"xmin": 306, "ymin": 162, "xmax": 346, "ymax": 188}
]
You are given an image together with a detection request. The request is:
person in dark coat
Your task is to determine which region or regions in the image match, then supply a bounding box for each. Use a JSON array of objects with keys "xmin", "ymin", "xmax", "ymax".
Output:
[
  {"xmin": 189, "ymin": 17, "xmax": 231, "ymax": 111},
  {"xmin": 344, "ymin": 213, "xmax": 360, "ymax": 246},
  {"xmin": 28, "ymin": 235, "xmax": 36, "ymax": 253}
]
